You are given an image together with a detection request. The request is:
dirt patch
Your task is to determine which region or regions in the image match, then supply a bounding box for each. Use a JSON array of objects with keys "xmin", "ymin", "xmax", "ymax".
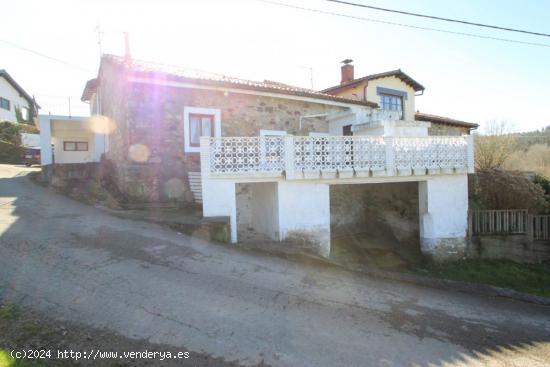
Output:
[{"xmin": 0, "ymin": 302, "xmax": 267, "ymax": 366}]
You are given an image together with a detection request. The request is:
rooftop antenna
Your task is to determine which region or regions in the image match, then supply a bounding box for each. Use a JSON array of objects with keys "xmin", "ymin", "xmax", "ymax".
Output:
[
  {"xmin": 300, "ymin": 65, "xmax": 314, "ymax": 89},
  {"xmin": 95, "ymin": 22, "xmax": 103, "ymax": 56}
]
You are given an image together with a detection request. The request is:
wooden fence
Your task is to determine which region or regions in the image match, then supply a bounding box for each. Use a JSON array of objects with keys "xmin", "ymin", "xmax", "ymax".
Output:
[
  {"xmin": 532, "ymin": 215, "xmax": 550, "ymax": 241},
  {"xmin": 469, "ymin": 209, "xmax": 550, "ymax": 241}
]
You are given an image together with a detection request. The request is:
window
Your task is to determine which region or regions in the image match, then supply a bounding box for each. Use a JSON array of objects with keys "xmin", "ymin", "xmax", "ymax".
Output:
[
  {"xmin": 64, "ymin": 141, "xmax": 88, "ymax": 151},
  {"xmin": 0, "ymin": 97, "xmax": 10, "ymax": 111},
  {"xmin": 189, "ymin": 114, "xmax": 214, "ymax": 147},
  {"xmin": 380, "ymin": 94, "xmax": 402, "ymax": 112},
  {"xmin": 183, "ymin": 107, "xmax": 221, "ymax": 153}
]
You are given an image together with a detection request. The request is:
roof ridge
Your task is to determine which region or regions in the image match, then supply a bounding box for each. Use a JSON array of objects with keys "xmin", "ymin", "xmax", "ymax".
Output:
[{"xmin": 100, "ymin": 54, "xmax": 378, "ymax": 108}]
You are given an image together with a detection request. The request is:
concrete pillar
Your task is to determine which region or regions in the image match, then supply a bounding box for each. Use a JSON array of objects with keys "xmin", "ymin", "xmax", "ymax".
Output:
[
  {"xmin": 277, "ymin": 181, "xmax": 331, "ymax": 257},
  {"xmin": 202, "ymin": 178, "xmax": 237, "ymax": 243},
  {"xmin": 39, "ymin": 117, "xmax": 52, "ymax": 166},
  {"xmin": 418, "ymin": 175, "xmax": 468, "ymax": 261}
]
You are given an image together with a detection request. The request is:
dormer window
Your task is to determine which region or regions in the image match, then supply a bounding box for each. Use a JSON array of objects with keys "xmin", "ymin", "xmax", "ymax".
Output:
[
  {"xmin": 380, "ymin": 94, "xmax": 402, "ymax": 114},
  {"xmin": 376, "ymin": 87, "xmax": 408, "ymax": 120}
]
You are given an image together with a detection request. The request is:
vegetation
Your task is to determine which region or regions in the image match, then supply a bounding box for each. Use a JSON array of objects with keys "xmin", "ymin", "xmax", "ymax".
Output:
[
  {"xmin": 0, "ymin": 121, "xmax": 39, "ymax": 164},
  {"xmin": 473, "ymin": 169, "xmax": 549, "ymax": 213},
  {"xmin": 416, "ymin": 260, "xmax": 550, "ymax": 297},
  {"xmin": 474, "ymin": 120, "xmax": 517, "ymax": 170}
]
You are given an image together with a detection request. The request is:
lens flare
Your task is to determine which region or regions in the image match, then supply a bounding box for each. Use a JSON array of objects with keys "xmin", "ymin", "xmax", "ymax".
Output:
[
  {"xmin": 89, "ymin": 115, "xmax": 116, "ymax": 134},
  {"xmin": 128, "ymin": 144, "xmax": 150, "ymax": 162}
]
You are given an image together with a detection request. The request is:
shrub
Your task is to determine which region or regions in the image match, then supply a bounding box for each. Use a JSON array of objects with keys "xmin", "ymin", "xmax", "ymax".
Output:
[{"xmin": 474, "ymin": 169, "xmax": 548, "ymax": 213}]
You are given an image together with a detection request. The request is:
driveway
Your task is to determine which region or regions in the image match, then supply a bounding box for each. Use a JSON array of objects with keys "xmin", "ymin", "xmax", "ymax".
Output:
[{"xmin": 0, "ymin": 165, "xmax": 549, "ymax": 366}]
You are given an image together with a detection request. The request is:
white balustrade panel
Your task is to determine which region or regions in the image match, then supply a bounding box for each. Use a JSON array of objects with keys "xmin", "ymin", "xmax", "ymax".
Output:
[
  {"xmin": 206, "ymin": 135, "xmax": 469, "ymax": 177},
  {"xmin": 209, "ymin": 136, "xmax": 285, "ymax": 174},
  {"xmin": 393, "ymin": 137, "xmax": 468, "ymax": 170},
  {"xmin": 294, "ymin": 136, "xmax": 386, "ymax": 171}
]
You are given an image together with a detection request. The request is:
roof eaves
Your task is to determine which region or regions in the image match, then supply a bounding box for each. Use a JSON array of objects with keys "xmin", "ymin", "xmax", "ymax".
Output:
[
  {"xmin": 0, "ymin": 70, "xmax": 38, "ymax": 108},
  {"xmin": 415, "ymin": 112, "xmax": 479, "ymax": 129}
]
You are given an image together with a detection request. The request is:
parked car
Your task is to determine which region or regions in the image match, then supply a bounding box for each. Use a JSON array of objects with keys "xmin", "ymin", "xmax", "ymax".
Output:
[{"xmin": 22, "ymin": 147, "xmax": 40, "ymax": 167}]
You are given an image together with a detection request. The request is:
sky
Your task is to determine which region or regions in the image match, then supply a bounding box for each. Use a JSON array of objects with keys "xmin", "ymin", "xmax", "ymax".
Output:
[{"xmin": 2, "ymin": 0, "xmax": 549, "ymax": 132}]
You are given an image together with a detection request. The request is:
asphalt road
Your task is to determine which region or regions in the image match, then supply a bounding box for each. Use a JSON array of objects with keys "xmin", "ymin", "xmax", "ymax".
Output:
[{"xmin": 0, "ymin": 165, "xmax": 549, "ymax": 367}]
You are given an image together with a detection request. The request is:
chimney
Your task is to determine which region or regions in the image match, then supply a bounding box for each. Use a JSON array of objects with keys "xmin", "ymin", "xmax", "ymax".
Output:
[
  {"xmin": 340, "ymin": 59, "xmax": 354, "ymax": 84},
  {"xmin": 124, "ymin": 32, "xmax": 132, "ymax": 65}
]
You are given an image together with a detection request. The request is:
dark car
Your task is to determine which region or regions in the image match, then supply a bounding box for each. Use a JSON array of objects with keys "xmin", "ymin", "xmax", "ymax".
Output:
[{"xmin": 22, "ymin": 147, "xmax": 41, "ymax": 167}]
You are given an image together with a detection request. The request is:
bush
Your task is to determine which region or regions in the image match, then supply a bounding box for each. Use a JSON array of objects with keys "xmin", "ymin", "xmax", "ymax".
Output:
[
  {"xmin": 0, "ymin": 121, "xmax": 38, "ymax": 145},
  {"xmin": 474, "ymin": 169, "xmax": 548, "ymax": 213}
]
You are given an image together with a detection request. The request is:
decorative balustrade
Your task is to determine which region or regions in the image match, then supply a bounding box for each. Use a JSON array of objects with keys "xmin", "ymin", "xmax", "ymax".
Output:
[{"xmin": 201, "ymin": 135, "xmax": 473, "ymax": 179}]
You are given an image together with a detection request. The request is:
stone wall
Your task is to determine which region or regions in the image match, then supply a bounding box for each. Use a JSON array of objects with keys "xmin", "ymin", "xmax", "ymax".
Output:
[
  {"xmin": 428, "ymin": 124, "xmax": 469, "ymax": 136},
  {"xmin": 102, "ymin": 73, "xmax": 348, "ymax": 202},
  {"xmin": 330, "ymin": 182, "xmax": 420, "ymax": 244},
  {"xmin": 469, "ymin": 235, "xmax": 550, "ymax": 263}
]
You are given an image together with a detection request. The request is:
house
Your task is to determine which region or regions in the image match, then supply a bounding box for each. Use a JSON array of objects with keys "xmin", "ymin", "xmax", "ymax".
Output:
[
  {"xmin": 80, "ymin": 54, "xmax": 477, "ymax": 261},
  {"xmin": 0, "ymin": 70, "xmax": 37, "ymax": 123},
  {"xmin": 38, "ymin": 114, "xmax": 107, "ymax": 168}
]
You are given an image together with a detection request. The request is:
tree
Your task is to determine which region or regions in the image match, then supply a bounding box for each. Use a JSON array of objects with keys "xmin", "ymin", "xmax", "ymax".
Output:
[{"xmin": 474, "ymin": 120, "xmax": 517, "ymax": 170}]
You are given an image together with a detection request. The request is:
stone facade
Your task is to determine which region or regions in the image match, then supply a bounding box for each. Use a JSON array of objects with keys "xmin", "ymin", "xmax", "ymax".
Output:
[
  {"xmin": 428, "ymin": 124, "xmax": 469, "ymax": 136},
  {"xmin": 99, "ymin": 61, "xmax": 348, "ymax": 203}
]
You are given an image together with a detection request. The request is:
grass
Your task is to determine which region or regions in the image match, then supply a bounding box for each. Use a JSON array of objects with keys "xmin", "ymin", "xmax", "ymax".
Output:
[
  {"xmin": 415, "ymin": 259, "xmax": 550, "ymax": 297},
  {"xmin": 0, "ymin": 350, "xmax": 47, "ymax": 367}
]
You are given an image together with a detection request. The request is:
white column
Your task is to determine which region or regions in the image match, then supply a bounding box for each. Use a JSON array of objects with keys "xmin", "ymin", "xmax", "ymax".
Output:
[
  {"xmin": 39, "ymin": 117, "xmax": 52, "ymax": 166},
  {"xmin": 466, "ymin": 134, "xmax": 475, "ymax": 174},
  {"xmin": 277, "ymin": 181, "xmax": 331, "ymax": 257},
  {"xmin": 418, "ymin": 175, "xmax": 468, "ymax": 261},
  {"xmin": 200, "ymin": 136, "xmax": 237, "ymax": 243}
]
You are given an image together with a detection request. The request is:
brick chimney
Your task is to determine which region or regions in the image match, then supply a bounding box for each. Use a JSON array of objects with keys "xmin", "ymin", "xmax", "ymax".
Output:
[{"xmin": 340, "ymin": 59, "xmax": 354, "ymax": 84}]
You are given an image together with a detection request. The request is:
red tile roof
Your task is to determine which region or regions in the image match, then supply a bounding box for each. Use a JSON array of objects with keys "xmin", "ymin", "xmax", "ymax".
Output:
[
  {"xmin": 415, "ymin": 112, "xmax": 479, "ymax": 129},
  {"xmin": 95, "ymin": 54, "xmax": 378, "ymax": 108},
  {"xmin": 321, "ymin": 69, "xmax": 425, "ymax": 94}
]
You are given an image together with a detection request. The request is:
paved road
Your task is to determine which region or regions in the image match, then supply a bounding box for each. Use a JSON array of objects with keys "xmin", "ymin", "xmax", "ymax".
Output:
[{"xmin": 0, "ymin": 165, "xmax": 549, "ymax": 366}]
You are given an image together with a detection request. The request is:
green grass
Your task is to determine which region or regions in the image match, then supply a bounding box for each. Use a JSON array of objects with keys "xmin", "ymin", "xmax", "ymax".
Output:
[
  {"xmin": 0, "ymin": 306, "xmax": 16, "ymax": 320},
  {"xmin": 415, "ymin": 260, "xmax": 550, "ymax": 297},
  {"xmin": 0, "ymin": 349, "xmax": 48, "ymax": 367}
]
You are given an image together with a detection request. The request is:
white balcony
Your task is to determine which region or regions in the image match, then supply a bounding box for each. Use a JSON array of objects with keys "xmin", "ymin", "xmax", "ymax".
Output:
[{"xmin": 200, "ymin": 135, "xmax": 474, "ymax": 181}]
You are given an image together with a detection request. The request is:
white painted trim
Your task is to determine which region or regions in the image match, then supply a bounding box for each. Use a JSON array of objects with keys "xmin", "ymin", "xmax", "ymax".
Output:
[
  {"xmin": 308, "ymin": 132, "xmax": 330, "ymax": 137},
  {"xmin": 129, "ymin": 76, "xmax": 370, "ymax": 109},
  {"xmin": 260, "ymin": 129, "xmax": 287, "ymax": 136},
  {"xmin": 183, "ymin": 106, "xmax": 221, "ymax": 153}
]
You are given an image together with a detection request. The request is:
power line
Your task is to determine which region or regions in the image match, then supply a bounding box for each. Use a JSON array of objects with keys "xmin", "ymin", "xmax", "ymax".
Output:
[
  {"xmin": 0, "ymin": 39, "xmax": 94, "ymax": 73},
  {"xmin": 257, "ymin": 0, "xmax": 550, "ymax": 48},
  {"xmin": 327, "ymin": 0, "xmax": 550, "ymax": 38}
]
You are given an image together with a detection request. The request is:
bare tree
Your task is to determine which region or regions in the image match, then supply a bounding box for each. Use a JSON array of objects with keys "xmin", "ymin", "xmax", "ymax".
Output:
[{"xmin": 474, "ymin": 120, "xmax": 517, "ymax": 170}]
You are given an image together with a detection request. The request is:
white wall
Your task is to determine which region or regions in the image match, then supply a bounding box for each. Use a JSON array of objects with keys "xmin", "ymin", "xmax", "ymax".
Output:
[
  {"xmin": 418, "ymin": 175, "xmax": 468, "ymax": 259},
  {"xmin": 277, "ymin": 181, "xmax": 331, "ymax": 257},
  {"xmin": 202, "ymin": 178, "xmax": 237, "ymax": 242},
  {"xmin": 250, "ymin": 182, "xmax": 279, "ymax": 240},
  {"xmin": 0, "ymin": 77, "xmax": 30, "ymax": 123},
  {"xmin": 21, "ymin": 133, "xmax": 40, "ymax": 147},
  {"xmin": 51, "ymin": 119, "xmax": 94, "ymax": 164}
]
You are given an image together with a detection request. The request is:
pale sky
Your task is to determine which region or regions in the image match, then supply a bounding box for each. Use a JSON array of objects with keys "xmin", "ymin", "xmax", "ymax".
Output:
[{"xmin": 2, "ymin": 0, "xmax": 549, "ymax": 132}]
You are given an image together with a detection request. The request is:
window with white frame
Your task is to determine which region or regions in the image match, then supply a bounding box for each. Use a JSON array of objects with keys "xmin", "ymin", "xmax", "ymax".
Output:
[
  {"xmin": 183, "ymin": 107, "xmax": 221, "ymax": 153},
  {"xmin": 64, "ymin": 141, "xmax": 88, "ymax": 151}
]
